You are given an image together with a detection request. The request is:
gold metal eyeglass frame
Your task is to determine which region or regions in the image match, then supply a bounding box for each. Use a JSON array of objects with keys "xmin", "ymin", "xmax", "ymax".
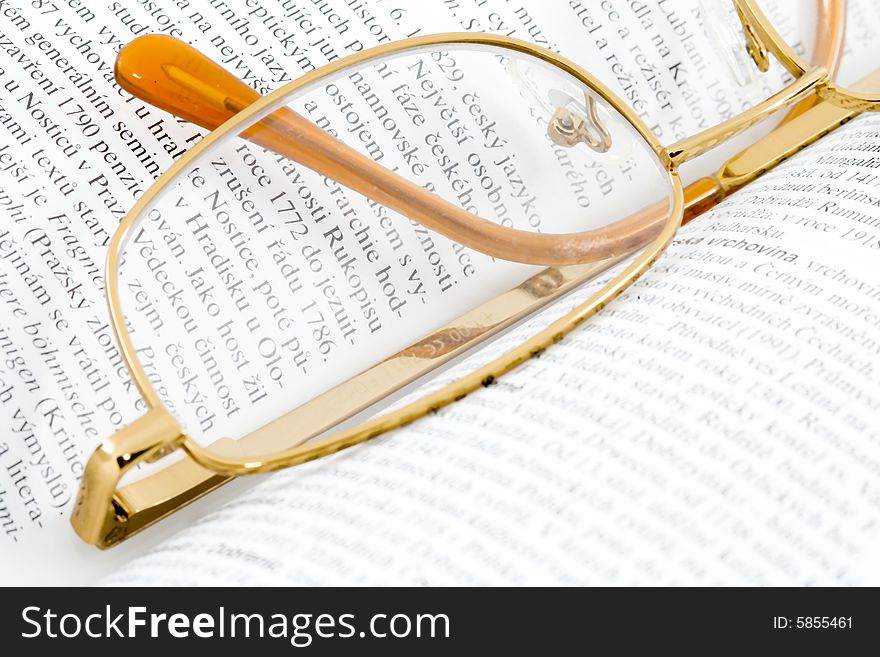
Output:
[{"xmin": 73, "ymin": 0, "xmax": 873, "ymax": 548}]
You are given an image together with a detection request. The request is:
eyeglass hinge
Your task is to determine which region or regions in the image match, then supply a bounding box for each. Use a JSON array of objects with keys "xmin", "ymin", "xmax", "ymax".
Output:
[{"xmin": 71, "ymin": 408, "xmax": 185, "ymax": 548}]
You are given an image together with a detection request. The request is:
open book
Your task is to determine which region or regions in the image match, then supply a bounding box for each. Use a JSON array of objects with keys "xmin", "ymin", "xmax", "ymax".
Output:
[{"xmin": 1, "ymin": 0, "xmax": 879, "ymax": 585}]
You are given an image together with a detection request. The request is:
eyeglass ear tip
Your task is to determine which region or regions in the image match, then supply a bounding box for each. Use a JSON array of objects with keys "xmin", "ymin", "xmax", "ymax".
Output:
[{"xmin": 114, "ymin": 34, "xmax": 194, "ymax": 87}]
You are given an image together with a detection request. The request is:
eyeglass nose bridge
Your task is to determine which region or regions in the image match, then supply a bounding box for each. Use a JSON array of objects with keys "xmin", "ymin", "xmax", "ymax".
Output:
[{"xmin": 71, "ymin": 407, "xmax": 185, "ymax": 547}]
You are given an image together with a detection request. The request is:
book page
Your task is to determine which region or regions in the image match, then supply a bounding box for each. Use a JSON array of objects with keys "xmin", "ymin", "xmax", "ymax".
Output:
[
  {"xmin": 107, "ymin": 107, "xmax": 880, "ymax": 585},
  {"xmin": 0, "ymin": 0, "xmax": 844, "ymax": 584}
]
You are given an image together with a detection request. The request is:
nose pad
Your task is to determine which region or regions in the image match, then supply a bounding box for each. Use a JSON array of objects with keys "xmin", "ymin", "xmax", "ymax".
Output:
[
  {"xmin": 547, "ymin": 96, "xmax": 612, "ymax": 153},
  {"xmin": 700, "ymin": 0, "xmax": 766, "ymax": 94},
  {"xmin": 507, "ymin": 58, "xmax": 632, "ymax": 160}
]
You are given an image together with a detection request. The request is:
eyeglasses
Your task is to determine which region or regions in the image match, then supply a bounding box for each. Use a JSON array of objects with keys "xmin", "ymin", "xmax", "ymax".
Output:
[{"xmin": 73, "ymin": 0, "xmax": 872, "ymax": 547}]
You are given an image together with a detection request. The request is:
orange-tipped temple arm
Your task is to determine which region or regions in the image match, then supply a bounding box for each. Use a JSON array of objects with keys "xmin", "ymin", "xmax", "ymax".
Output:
[{"xmin": 115, "ymin": 35, "xmax": 666, "ymax": 266}]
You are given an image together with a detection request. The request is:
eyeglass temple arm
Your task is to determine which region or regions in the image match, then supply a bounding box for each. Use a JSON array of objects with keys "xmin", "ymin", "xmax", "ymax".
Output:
[
  {"xmin": 81, "ymin": 251, "xmax": 624, "ymax": 546},
  {"xmin": 115, "ymin": 35, "xmax": 659, "ymax": 267}
]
